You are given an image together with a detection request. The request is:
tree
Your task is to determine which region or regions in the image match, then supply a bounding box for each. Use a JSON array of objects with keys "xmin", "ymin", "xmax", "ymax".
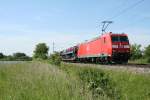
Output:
[
  {"xmin": 0, "ymin": 53, "xmax": 4, "ymax": 59},
  {"xmin": 33, "ymin": 43, "xmax": 49, "ymax": 60},
  {"xmin": 130, "ymin": 44, "xmax": 142, "ymax": 60},
  {"xmin": 13, "ymin": 52, "xmax": 26, "ymax": 58},
  {"xmin": 12, "ymin": 52, "xmax": 32, "ymax": 61},
  {"xmin": 5, "ymin": 55, "xmax": 14, "ymax": 61},
  {"xmin": 144, "ymin": 45, "xmax": 150, "ymax": 62},
  {"xmin": 49, "ymin": 52, "xmax": 61, "ymax": 66}
]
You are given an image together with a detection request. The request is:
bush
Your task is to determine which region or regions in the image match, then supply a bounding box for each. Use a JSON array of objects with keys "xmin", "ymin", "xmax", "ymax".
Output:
[
  {"xmin": 5, "ymin": 55, "xmax": 14, "ymax": 61},
  {"xmin": 147, "ymin": 58, "xmax": 150, "ymax": 63},
  {"xmin": 12, "ymin": 52, "xmax": 32, "ymax": 61},
  {"xmin": 0, "ymin": 53, "xmax": 4, "ymax": 59},
  {"xmin": 130, "ymin": 44, "xmax": 142, "ymax": 60},
  {"xmin": 144, "ymin": 45, "xmax": 150, "ymax": 63},
  {"xmin": 78, "ymin": 67, "xmax": 120, "ymax": 99},
  {"xmin": 49, "ymin": 52, "xmax": 61, "ymax": 66},
  {"xmin": 0, "ymin": 53, "xmax": 32, "ymax": 61}
]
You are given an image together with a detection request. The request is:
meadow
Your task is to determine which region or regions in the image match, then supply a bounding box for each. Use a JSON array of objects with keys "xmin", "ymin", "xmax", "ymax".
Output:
[
  {"xmin": 0, "ymin": 62, "xmax": 92, "ymax": 100},
  {"xmin": 0, "ymin": 61, "xmax": 150, "ymax": 100},
  {"xmin": 60, "ymin": 63, "xmax": 150, "ymax": 100}
]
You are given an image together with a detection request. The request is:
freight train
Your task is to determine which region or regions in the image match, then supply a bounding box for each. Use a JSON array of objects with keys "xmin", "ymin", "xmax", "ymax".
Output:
[{"xmin": 60, "ymin": 32, "xmax": 130, "ymax": 64}]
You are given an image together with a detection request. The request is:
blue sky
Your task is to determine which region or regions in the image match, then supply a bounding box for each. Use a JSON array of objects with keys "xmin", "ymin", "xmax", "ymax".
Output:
[{"xmin": 0, "ymin": 0, "xmax": 149, "ymax": 56}]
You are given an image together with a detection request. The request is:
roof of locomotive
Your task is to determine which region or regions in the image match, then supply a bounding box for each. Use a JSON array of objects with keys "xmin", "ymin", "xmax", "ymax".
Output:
[
  {"xmin": 79, "ymin": 32, "xmax": 128, "ymax": 44},
  {"xmin": 110, "ymin": 32, "xmax": 128, "ymax": 36}
]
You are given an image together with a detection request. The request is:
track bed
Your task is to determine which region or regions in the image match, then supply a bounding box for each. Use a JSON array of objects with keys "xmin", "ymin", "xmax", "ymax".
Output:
[{"xmin": 64, "ymin": 62, "xmax": 150, "ymax": 74}]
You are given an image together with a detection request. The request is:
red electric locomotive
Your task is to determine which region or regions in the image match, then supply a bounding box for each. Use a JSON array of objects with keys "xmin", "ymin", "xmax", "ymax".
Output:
[{"xmin": 60, "ymin": 32, "xmax": 130, "ymax": 63}]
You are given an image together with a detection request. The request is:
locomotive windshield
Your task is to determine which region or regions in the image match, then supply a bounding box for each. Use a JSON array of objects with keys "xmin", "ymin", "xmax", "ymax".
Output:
[
  {"xmin": 111, "ymin": 36, "xmax": 128, "ymax": 42},
  {"xmin": 120, "ymin": 36, "xmax": 128, "ymax": 42}
]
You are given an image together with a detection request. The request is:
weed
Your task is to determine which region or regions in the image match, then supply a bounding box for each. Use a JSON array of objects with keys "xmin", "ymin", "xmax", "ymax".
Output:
[{"xmin": 78, "ymin": 67, "xmax": 121, "ymax": 99}]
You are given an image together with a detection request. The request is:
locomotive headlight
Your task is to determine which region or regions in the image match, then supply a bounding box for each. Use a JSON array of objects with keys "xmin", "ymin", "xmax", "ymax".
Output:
[
  {"xmin": 124, "ymin": 45, "xmax": 130, "ymax": 48},
  {"xmin": 112, "ymin": 45, "xmax": 118, "ymax": 48}
]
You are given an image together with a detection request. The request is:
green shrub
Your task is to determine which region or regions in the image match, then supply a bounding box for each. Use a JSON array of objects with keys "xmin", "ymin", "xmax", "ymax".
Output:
[
  {"xmin": 49, "ymin": 52, "xmax": 61, "ymax": 66},
  {"xmin": 78, "ymin": 68, "xmax": 121, "ymax": 99},
  {"xmin": 147, "ymin": 58, "xmax": 150, "ymax": 63},
  {"xmin": 60, "ymin": 63, "xmax": 150, "ymax": 100},
  {"xmin": 144, "ymin": 45, "xmax": 150, "ymax": 63},
  {"xmin": 130, "ymin": 44, "xmax": 142, "ymax": 60},
  {"xmin": 0, "ymin": 53, "xmax": 4, "ymax": 59}
]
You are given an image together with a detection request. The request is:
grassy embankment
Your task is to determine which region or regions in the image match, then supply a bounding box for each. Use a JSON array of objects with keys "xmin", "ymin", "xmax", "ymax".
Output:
[
  {"xmin": 0, "ymin": 62, "xmax": 93, "ymax": 100},
  {"xmin": 60, "ymin": 63, "xmax": 150, "ymax": 100},
  {"xmin": 0, "ymin": 61, "xmax": 150, "ymax": 100},
  {"xmin": 129, "ymin": 58, "xmax": 149, "ymax": 64}
]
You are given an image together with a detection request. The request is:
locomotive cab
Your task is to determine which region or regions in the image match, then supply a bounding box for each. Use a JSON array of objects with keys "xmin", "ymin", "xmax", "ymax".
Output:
[{"xmin": 111, "ymin": 34, "xmax": 130, "ymax": 63}]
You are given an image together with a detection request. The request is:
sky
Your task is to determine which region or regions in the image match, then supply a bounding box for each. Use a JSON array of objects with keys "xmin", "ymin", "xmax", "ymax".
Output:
[{"xmin": 0, "ymin": 0, "xmax": 149, "ymax": 56}]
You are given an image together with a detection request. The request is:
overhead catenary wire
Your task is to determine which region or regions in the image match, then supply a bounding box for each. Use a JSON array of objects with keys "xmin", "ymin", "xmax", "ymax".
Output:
[
  {"xmin": 99, "ymin": 0, "xmax": 145, "ymax": 33},
  {"xmin": 107, "ymin": 0, "xmax": 145, "ymax": 20},
  {"xmin": 116, "ymin": 0, "xmax": 146, "ymax": 31}
]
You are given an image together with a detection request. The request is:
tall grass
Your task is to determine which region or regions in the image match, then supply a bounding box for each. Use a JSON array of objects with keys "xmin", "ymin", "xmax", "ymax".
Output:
[
  {"xmin": 1, "ymin": 61, "xmax": 150, "ymax": 100},
  {"xmin": 0, "ymin": 62, "xmax": 92, "ymax": 100},
  {"xmin": 129, "ymin": 58, "xmax": 149, "ymax": 64},
  {"xmin": 61, "ymin": 62, "xmax": 150, "ymax": 100},
  {"xmin": 107, "ymin": 70, "xmax": 150, "ymax": 100}
]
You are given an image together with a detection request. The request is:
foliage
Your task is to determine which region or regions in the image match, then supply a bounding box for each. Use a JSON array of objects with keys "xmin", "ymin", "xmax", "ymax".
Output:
[
  {"xmin": 60, "ymin": 63, "xmax": 121, "ymax": 99},
  {"xmin": 0, "ymin": 62, "xmax": 91, "ymax": 100},
  {"xmin": 129, "ymin": 44, "xmax": 150, "ymax": 64},
  {"xmin": 0, "ymin": 52, "xmax": 4, "ymax": 59},
  {"xmin": 77, "ymin": 67, "xmax": 120, "ymax": 99},
  {"xmin": 108, "ymin": 70, "xmax": 150, "ymax": 100},
  {"xmin": 144, "ymin": 45, "xmax": 150, "ymax": 63},
  {"xmin": 13, "ymin": 52, "xmax": 26, "ymax": 58},
  {"xmin": 1, "ymin": 61, "xmax": 150, "ymax": 100},
  {"xmin": 128, "ymin": 58, "xmax": 148, "ymax": 64},
  {"xmin": 12, "ymin": 52, "xmax": 32, "ymax": 61},
  {"xmin": 0, "ymin": 52, "xmax": 32, "ymax": 61},
  {"xmin": 4, "ymin": 55, "xmax": 14, "ymax": 61},
  {"xmin": 130, "ymin": 44, "xmax": 142, "ymax": 60},
  {"xmin": 49, "ymin": 52, "xmax": 61, "ymax": 66},
  {"xmin": 33, "ymin": 43, "xmax": 49, "ymax": 60},
  {"xmin": 61, "ymin": 63, "xmax": 150, "ymax": 100}
]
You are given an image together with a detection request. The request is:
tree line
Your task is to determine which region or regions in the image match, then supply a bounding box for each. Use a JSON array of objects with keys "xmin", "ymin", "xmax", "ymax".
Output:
[
  {"xmin": 130, "ymin": 44, "xmax": 150, "ymax": 63},
  {"xmin": 0, "ymin": 43, "xmax": 150, "ymax": 63},
  {"xmin": 0, "ymin": 52, "xmax": 32, "ymax": 61}
]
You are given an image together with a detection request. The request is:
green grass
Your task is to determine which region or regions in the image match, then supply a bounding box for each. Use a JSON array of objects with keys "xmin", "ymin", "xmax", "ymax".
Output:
[
  {"xmin": 1, "ymin": 61, "xmax": 150, "ymax": 100},
  {"xmin": 107, "ymin": 70, "xmax": 150, "ymax": 100},
  {"xmin": 129, "ymin": 58, "xmax": 149, "ymax": 64},
  {"xmin": 61, "ymin": 63, "xmax": 150, "ymax": 100},
  {"xmin": 0, "ymin": 62, "xmax": 92, "ymax": 100}
]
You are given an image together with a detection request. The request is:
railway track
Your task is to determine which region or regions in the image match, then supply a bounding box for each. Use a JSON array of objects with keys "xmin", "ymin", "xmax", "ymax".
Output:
[
  {"xmin": 70, "ymin": 62, "xmax": 150, "ymax": 68},
  {"xmin": 109, "ymin": 63, "xmax": 150, "ymax": 68},
  {"xmin": 65, "ymin": 62, "xmax": 150, "ymax": 73}
]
